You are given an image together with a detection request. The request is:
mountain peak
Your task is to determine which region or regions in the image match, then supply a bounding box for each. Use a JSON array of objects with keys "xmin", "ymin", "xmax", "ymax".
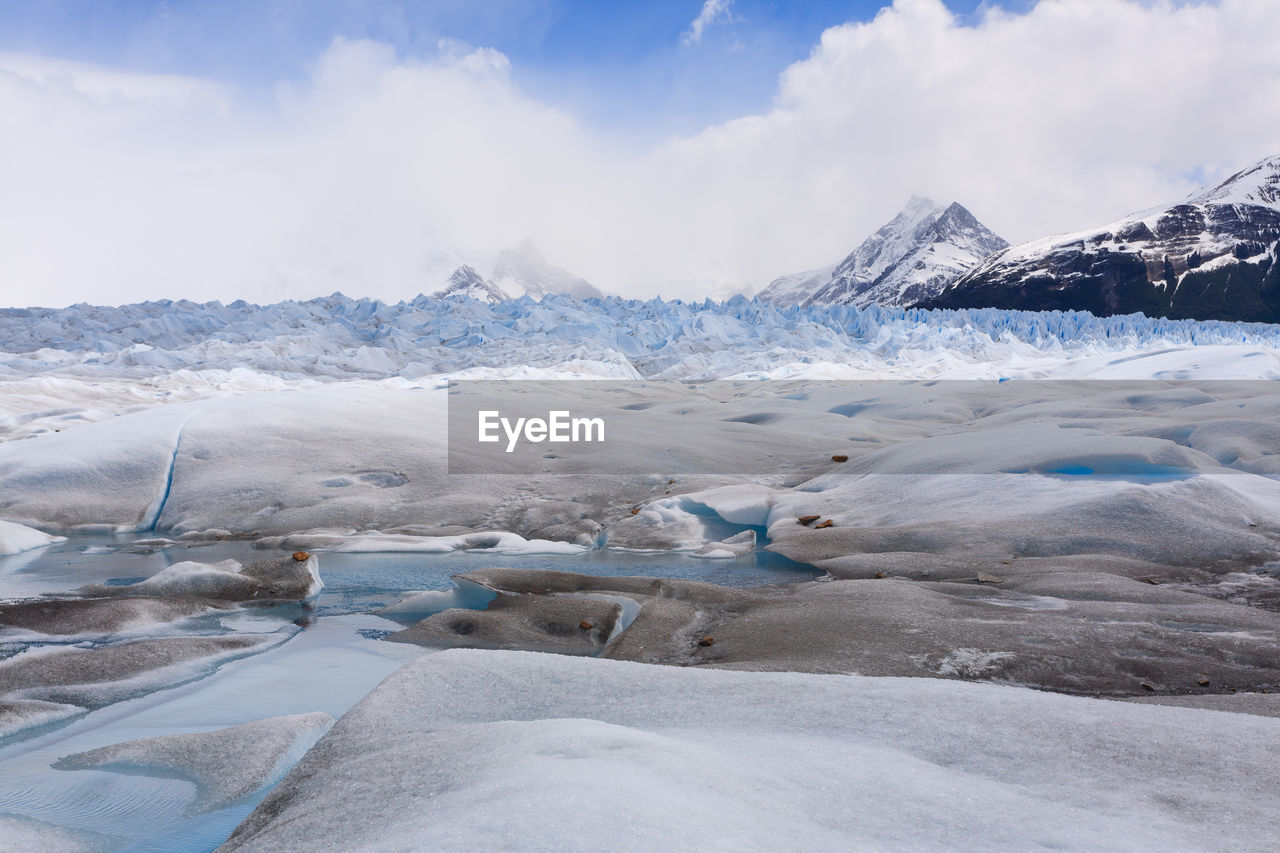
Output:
[
  {"xmin": 448, "ymin": 265, "xmax": 486, "ymax": 287},
  {"xmin": 431, "ymin": 265, "xmax": 510, "ymax": 303},
  {"xmin": 937, "ymin": 200, "xmax": 972, "ymax": 219},
  {"xmin": 1186, "ymin": 155, "xmax": 1280, "ymax": 208},
  {"xmin": 505, "ymin": 238, "xmax": 547, "ymax": 266},
  {"xmin": 492, "ymin": 242, "xmax": 605, "ymax": 300},
  {"xmin": 757, "ymin": 199, "xmax": 1006, "ymax": 308},
  {"xmin": 930, "ymin": 203, "xmax": 1008, "ymax": 250},
  {"xmin": 933, "ymin": 201, "xmax": 978, "ymax": 230},
  {"xmin": 903, "ymin": 195, "xmax": 941, "ymax": 214}
]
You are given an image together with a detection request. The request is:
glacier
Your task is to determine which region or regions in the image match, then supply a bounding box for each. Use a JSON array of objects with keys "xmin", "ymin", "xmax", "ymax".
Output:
[
  {"xmin": 4, "ymin": 294, "xmax": 1280, "ymax": 394},
  {"xmin": 4, "ymin": 292, "xmax": 1280, "ymax": 852}
]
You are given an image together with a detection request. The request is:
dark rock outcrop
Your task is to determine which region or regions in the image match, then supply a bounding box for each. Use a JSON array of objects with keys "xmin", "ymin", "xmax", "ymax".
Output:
[{"xmin": 928, "ymin": 155, "xmax": 1280, "ymax": 321}]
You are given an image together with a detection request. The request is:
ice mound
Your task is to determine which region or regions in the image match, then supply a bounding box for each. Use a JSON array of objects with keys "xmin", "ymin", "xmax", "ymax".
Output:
[
  {"xmin": 375, "ymin": 577, "xmax": 499, "ymax": 624},
  {"xmin": 0, "ymin": 697, "xmax": 84, "ymax": 739},
  {"xmin": 0, "ymin": 558, "xmax": 311, "ymax": 738},
  {"xmin": 0, "ymin": 596, "xmax": 214, "ymax": 638},
  {"xmin": 604, "ymin": 498, "xmax": 714, "ymax": 551},
  {"xmin": 221, "ymin": 649, "xmax": 1280, "ymax": 853},
  {"xmin": 438, "ymin": 567, "xmax": 1280, "ymax": 694},
  {"xmin": 1121, "ymin": 692, "xmax": 1280, "ymax": 718},
  {"xmin": 692, "ymin": 529, "xmax": 757, "ymax": 559},
  {"xmin": 78, "ymin": 554, "xmax": 323, "ymax": 602},
  {"xmin": 387, "ymin": 593, "xmax": 622, "ymax": 655},
  {"xmin": 0, "ymin": 520, "xmax": 68, "ymax": 555},
  {"xmin": 426, "ymin": 568, "xmax": 748, "ymax": 668},
  {"xmin": 176, "ymin": 528, "xmax": 236, "ymax": 541},
  {"xmin": 256, "ymin": 529, "xmax": 586, "ymax": 556},
  {"xmin": 686, "ymin": 484, "xmax": 775, "ymax": 527},
  {"xmin": 0, "ymin": 634, "xmax": 283, "ymax": 712},
  {"xmin": 55, "ymin": 711, "xmax": 335, "ymax": 814},
  {"xmin": 764, "ymin": 471, "xmax": 1280, "ymax": 578},
  {"xmin": 832, "ymin": 422, "xmax": 1211, "ymax": 477}
]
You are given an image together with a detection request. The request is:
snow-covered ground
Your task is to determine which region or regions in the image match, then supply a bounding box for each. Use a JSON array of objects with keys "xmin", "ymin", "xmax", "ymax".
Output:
[{"xmin": 222, "ymin": 649, "xmax": 1280, "ymax": 853}]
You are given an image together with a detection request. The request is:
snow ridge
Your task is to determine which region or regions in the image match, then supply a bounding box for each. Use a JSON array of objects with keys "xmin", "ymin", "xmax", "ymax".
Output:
[{"xmin": 1186, "ymin": 155, "xmax": 1280, "ymax": 209}]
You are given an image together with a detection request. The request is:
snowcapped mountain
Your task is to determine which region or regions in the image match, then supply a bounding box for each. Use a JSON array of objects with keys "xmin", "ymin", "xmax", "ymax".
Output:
[
  {"xmin": 928, "ymin": 155, "xmax": 1280, "ymax": 322},
  {"xmin": 430, "ymin": 245, "xmax": 605, "ymax": 303},
  {"xmin": 758, "ymin": 197, "xmax": 1008, "ymax": 308},
  {"xmin": 431, "ymin": 265, "xmax": 511, "ymax": 304},
  {"xmin": 491, "ymin": 241, "xmax": 606, "ymax": 301}
]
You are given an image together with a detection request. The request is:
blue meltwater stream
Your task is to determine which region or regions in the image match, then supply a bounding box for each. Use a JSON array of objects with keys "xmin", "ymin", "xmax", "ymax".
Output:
[{"xmin": 0, "ymin": 532, "xmax": 818, "ymax": 852}]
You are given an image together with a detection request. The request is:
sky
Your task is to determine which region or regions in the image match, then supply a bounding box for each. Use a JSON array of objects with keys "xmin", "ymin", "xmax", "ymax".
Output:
[{"xmin": 0, "ymin": 0, "xmax": 1277, "ymax": 307}]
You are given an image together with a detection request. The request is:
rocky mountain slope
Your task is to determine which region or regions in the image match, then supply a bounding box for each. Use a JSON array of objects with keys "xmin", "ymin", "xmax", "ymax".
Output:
[{"xmin": 927, "ymin": 156, "xmax": 1280, "ymax": 322}]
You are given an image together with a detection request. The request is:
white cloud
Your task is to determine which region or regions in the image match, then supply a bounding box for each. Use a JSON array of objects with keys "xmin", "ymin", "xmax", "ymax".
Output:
[
  {"xmin": 682, "ymin": 0, "xmax": 734, "ymax": 46},
  {"xmin": 1, "ymin": 0, "xmax": 1280, "ymax": 308}
]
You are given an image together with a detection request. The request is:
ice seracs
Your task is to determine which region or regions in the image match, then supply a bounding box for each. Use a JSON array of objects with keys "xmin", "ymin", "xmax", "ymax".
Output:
[
  {"xmin": 5, "ymin": 288, "xmax": 1280, "ymax": 397},
  {"xmin": 758, "ymin": 196, "xmax": 1008, "ymax": 308}
]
